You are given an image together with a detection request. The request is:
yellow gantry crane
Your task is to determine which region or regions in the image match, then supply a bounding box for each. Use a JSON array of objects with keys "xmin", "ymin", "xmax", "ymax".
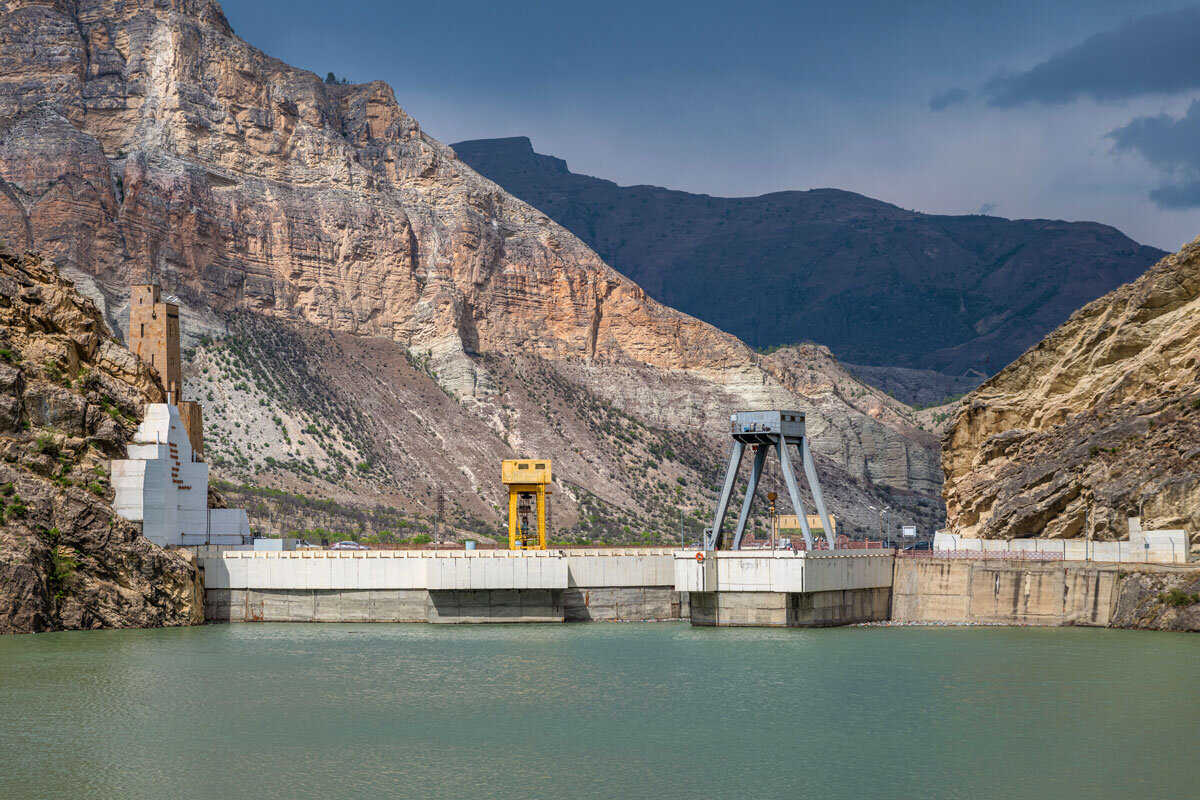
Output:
[{"xmin": 501, "ymin": 459, "xmax": 551, "ymax": 550}]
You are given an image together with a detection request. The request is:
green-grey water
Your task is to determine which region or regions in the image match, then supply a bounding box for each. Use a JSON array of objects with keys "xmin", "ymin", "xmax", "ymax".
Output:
[{"xmin": 1, "ymin": 623, "xmax": 1196, "ymax": 800}]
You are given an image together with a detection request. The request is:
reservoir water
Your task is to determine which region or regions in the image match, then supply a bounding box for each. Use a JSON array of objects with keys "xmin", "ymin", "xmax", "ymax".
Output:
[{"xmin": 1, "ymin": 623, "xmax": 1196, "ymax": 799}]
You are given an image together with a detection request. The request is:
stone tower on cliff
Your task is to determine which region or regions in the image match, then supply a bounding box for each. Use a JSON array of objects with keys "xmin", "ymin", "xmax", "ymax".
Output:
[
  {"xmin": 128, "ymin": 284, "xmax": 203, "ymax": 455},
  {"xmin": 129, "ymin": 284, "xmax": 182, "ymax": 401}
]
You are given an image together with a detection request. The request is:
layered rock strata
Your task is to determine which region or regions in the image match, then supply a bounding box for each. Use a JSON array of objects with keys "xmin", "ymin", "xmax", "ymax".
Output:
[{"xmin": 943, "ymin": 238, "xmax": 1200, "ymax": 549}]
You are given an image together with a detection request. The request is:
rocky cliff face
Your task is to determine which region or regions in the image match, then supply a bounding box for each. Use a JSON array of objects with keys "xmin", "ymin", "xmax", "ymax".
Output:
[
  {"xmin": 0, "ymin": 249, "xmax": 202, "ymax": 634},
  {"xmin": 0, "ymin": 0, "xmax": 943, "ymax": 539},
  {"xmin": 453, "ymin": 136, "xmax": 1165, "ymax": 376},
  {"xmin": 943, "ymin": 238, "xmax": 1200, "ymax": 550}
]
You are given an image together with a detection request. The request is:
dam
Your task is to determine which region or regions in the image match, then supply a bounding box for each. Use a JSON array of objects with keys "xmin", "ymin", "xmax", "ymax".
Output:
[
  {"xmin": 199, "ymin": 547, "xmax": 893, "ymax": 626},
  {"xmin": 197, "ymin": 544, "xmax": 1197, "ymax": 630}
]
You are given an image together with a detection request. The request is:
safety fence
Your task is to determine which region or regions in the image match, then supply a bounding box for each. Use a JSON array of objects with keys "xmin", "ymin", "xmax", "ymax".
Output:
[{"xmin": 895, "ymin": 549, "xmax": 1064, "ymax": 561}]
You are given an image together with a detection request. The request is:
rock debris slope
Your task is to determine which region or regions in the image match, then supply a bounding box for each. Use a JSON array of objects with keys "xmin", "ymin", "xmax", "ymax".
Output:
[
  {"xmin": 0, "ymin": 0, "xmax": 941, "ymax": 538},
  {"xmin": 943, "ymin": 238, "xmax": 1200, "ymax": 550},
  {"xmin": 0, "ymin": 249, "xmax": 201, "ymax": 634}
]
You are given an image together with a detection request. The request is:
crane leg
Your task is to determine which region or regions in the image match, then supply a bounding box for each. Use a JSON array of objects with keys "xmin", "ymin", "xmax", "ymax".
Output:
[
  {"xmin": 801, "ymin": 437, "xmax": 836, "ymax": 550},
  {"xmin": 705, "ymin": 440, "xmax": 745, "ymax": 550},
  {"xmin": 731, "ymin": 445, "xmax": 768, "ymax": 550},
  {"xmin": 777, "ymin": 439, "xmax": 815, "ymax": 551}
]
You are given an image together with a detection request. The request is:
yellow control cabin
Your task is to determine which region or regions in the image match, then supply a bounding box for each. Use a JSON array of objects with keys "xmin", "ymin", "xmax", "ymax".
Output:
[{"xmin": 501, "ymin": 459, "xmax": 552, "ymax": 550}]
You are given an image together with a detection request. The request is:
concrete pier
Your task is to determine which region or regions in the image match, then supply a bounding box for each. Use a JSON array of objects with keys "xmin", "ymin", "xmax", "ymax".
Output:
[{"xmin": 673, "ymin": 550, "xmax": 895, "ymax": 627}]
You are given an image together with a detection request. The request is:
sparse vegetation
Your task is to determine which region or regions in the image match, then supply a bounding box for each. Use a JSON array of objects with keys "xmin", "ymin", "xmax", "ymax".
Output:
[
  {"xmin": 912, "ymin": 394, "xmax": 966, "ymax": 411},
  {"xmin": 41, "ymin": 359, "xmax": 64, "ymax": 384},
  {"xmin": 1158, "ymin": 587, "xmax": 1200, "ymax": 608},
  {"xmin": 35, "ymin": 432, "xmax": 59, "ymax": 456},
  {"xmin": 47, "ymin": 539, "xmax": 79, "ymax": 602}
]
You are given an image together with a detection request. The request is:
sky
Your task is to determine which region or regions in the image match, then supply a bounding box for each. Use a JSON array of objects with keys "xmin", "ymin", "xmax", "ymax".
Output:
[{"xmin": 220, "ymin": 0, "xmax": 1200, "ymax": 250}]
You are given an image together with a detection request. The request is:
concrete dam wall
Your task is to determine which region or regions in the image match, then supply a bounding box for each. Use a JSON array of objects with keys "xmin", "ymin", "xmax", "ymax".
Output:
[
  {"xmin": 197, "ymin": 548, "xmax": 1199, "ymax": 630},
  {"xmin": 200, "ymin": 549, "xmax": 684, "ymax": 624}
]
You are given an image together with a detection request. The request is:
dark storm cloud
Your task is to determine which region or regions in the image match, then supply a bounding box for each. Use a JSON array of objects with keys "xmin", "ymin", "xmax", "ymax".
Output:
[
  {"xmin": 1110, "ymin": 100, "xmax": 1200, "ymax": 208},
  {"xmin": 929, "ymin": 87, "xmax": 968, "ymax": 111},
  {"xmin": 220, "ymin": 0, "xmax": 1197, "ymax": 248},
  {"xmin": 1148, "ymin": 182, "xmax": 1200, "ymax": 208},
  {"xmin": 983, "ymin": 5, "xmax": 1200, "ymax": 106},
  {"xmin": 1110, "ymin": 100, "xmax": 1200, "ymax": 170}
]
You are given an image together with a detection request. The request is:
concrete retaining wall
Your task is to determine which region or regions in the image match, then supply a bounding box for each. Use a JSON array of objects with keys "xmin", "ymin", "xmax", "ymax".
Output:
[
  {"xmin": 204, "ymin": 587, "xmax": 687, "ymax": 624},
  {"xmin": 428, "ymin": 590, "xmax": 563, "ymax": 623},
  {"xmin": 892, "ymin": 559, "xmax": 1121, "ymax": 626},
  {"xmin": 563, "ymin": 588, "xmax": 685, "ymax": 621},
  {"xmin": 206, "ymin": 588, "xmax": 430, "ymax": 623},
  {"xmin": 205, "ymin": 588, "xmax": 566, "ymax": 623}
]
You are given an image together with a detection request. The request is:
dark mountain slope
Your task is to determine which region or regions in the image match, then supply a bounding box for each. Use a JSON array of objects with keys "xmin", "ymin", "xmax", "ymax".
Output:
[{"xmin": 453, "ymin": 136, "xmax": 1165, "ymax": 375}]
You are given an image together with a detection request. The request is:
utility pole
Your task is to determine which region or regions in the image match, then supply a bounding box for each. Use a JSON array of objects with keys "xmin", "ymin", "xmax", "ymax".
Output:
[{"xmin": 434, "ymin": 490, "xmax": 444, "ymax": 551}]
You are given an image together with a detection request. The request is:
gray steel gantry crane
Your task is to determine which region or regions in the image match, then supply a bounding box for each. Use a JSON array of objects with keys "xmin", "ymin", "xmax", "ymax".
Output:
[{"xmin": 704, "ymin": 410, "xmax": 835, "ymax": 551}]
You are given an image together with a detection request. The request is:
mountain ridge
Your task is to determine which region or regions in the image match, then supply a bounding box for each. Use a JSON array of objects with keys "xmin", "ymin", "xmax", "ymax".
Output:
[{"xmin": 452, "ymin": 136, "xmax": 1166, "ymax": 375}]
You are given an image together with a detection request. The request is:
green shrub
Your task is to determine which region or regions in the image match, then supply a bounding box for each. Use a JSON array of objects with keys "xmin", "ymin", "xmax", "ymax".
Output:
[
  {"xmin": 6, "ymin": 495, "xmax": 28, "ymax": 519},
  {"xmin": 48, "ymin": 543, "xmax": 79, "ymax": 601},
  {"xmin": 35, "ymin": 432, "xmax": 59, "ymax": 456},
  {"xmin": 1158, "ymin": 587, "xmax": 1200, "ymax": 608},
  {"xmin": 41, "ymin": 359, "xmax": 63, "ymax": 383},
  {"xmin": 0, "ymin": 347, "xmax": 16, "ymax": 364},
  {"xmin": 77, "ymin": 368, "xmax": 102, "ymax": 392}
]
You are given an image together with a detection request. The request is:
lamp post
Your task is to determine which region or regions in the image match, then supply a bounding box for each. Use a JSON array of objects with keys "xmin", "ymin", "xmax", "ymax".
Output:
[{"xmin": 767, "ymin": 492, "xmax": 777, "ymax": 551}]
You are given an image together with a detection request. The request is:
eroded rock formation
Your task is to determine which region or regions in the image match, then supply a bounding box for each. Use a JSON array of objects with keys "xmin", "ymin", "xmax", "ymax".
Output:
[
  {"xmin": 0, "ymin": 249, "xmax": 202, "ymax": 634},
  {"xmin": 943, "ymin": 238, "xmax": 1200, "ymax": 549}
]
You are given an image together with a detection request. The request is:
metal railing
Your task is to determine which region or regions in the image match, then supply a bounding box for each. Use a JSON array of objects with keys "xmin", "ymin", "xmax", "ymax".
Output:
[{"xmin": 895, "ymin": 549, "xmax": 1064, "ymax": 561}]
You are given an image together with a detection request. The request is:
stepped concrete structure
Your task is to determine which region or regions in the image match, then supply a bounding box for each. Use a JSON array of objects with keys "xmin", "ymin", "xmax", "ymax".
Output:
[
  {"xmin": 111, "ymin": 404, "xmax": 249, "ymax": 546},
  {"xmin": 112, "ymin": 284, "xmax": 248, "ymax": 546}
]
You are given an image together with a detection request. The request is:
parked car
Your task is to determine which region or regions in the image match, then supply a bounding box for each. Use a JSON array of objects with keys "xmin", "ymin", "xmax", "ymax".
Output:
[
  {"xmin": 902, "ymin": 541, "xmax": 934, "ymax": 551},
  {"xmin": 329, "ymin": 540, "xmax": 369, "ymax": 551}
]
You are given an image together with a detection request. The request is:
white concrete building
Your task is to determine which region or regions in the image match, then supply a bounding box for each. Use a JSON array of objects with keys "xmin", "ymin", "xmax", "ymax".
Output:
[{"xmin": 111, "ymin": 403, "xmax": 250, "ymax": 547}]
